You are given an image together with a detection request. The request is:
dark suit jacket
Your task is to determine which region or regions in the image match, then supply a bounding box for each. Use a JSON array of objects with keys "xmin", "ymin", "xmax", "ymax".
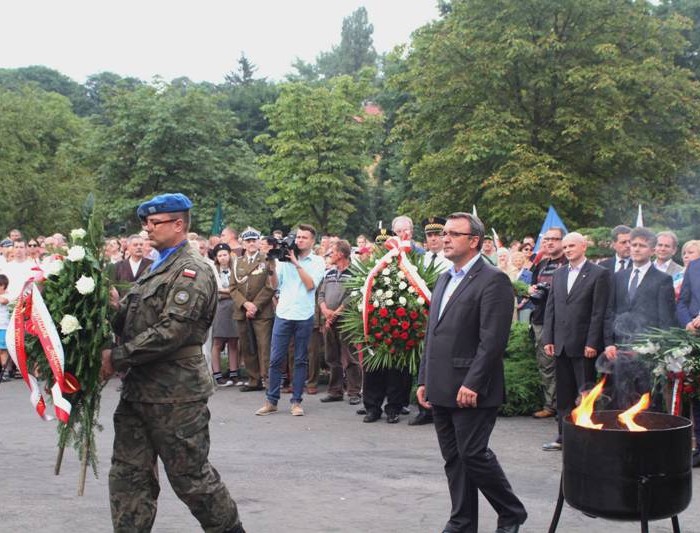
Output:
[
  {"xmin": 111, "ymin": 258, "xmax": 153, "ymax": 295},
  {"xmin": 604, "ymin": 264, "xmax": 677, "ymax": 346},
  {"xmin": 598, "ymin": 256, "xmax": 632, "ymax": 272},
  {"xmin": 542, "ymin": 260, "xmax": 609, "ymax": 357},
  {"xmin": 418, "ymin": 257, "xmax": 514, "ymax": 409},
  {"xmin": 677, "ymin": 258, "xmax": 700, "ymax": 327}
]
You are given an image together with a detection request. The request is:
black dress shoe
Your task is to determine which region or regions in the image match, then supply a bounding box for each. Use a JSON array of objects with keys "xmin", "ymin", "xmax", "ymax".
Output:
[
  {"xmin": 363, "ymin": 411, "xmax": 381, "ymax": 423},
  {"xmin": 356, "ymin": 407, "xmax": 367, "ymax": 415},
  {"xmin": 239, "ymin": 384, "xmax": 264, "ymax": 392},
  {"xmin": 408, "ymin": 412, "xmax": 433, "ymax": 426},
  {"xmin": 495, "ymin": 524, "xmax": 520, "ymax": 533},
  {"xmin": 386, "ymin": 413, "xmax": 400, "ymax": 424},
  {"xmin": 320, "ymin": 395, "xmax": 344, "ymax": 403},
  {"xmin": 348, "ymin": 395, "xmax": 361, "ymax": 405}
]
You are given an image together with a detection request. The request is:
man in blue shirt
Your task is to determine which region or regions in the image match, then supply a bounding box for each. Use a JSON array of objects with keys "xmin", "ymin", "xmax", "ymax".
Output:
[{"xmin": 255, "ymin": 224, "xmax": 326, "ymax": 417}]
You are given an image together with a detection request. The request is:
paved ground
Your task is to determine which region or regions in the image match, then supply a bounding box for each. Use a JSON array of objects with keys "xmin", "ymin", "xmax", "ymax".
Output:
[{"xmin": 0, "ymin": 379, "xmax": 697, "ymax": 532}]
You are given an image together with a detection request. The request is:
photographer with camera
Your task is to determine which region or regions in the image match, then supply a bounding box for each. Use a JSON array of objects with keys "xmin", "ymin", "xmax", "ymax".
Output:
[
  {"xmin": 255, "ymin": 224, "xmax": 326, "ymax": 417},
  {"xmin": 529, "ymin": 227, "xmax": 567, "ymax": 419}
]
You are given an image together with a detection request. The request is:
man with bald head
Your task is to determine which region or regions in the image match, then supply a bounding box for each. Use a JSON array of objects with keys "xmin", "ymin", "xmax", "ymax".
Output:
[{"xmin": 541, "ymin": 232, "xmax": 610, "ymax": 450}]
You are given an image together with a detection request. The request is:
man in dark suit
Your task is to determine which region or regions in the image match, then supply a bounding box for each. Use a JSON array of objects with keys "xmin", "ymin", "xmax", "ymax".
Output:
[
  {"xmin": 598, "ymin": 225, "xmax": 632, "ymax": 273},
  {"xmin": 603, "ymin": 227, "xmax": 677, "ymax": 409},
  {"xmin": 110, "ymin": 234, "xmax": 153, "ymax": 296},
  {"xmin": 541, "ymin": 232, "xmax": 609, "ymax": 451},
  {"xmin": 417, "ymin": 213, "xmax": 527, "ymax": 533}
]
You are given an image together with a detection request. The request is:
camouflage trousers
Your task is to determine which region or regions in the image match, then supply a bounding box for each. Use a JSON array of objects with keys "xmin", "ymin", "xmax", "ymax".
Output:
[{"xmin": 109, "ymin": 399, "xmax": 243, "ymax": 533}]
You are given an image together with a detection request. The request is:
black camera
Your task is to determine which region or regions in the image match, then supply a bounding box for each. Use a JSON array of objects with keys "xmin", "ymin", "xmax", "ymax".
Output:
[
  {"xmin": 266, "ymin": 232, "xmax": 298, "ymax": 262},
  {"xmin": 529, "ymin": 282, "xmax": 550, "ymax": 304}
]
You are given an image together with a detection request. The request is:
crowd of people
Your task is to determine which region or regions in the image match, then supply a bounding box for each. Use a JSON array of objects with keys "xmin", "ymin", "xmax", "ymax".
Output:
[{"xmin": 3, "ymin": 199, "xmax": 700, "ymax": 533}]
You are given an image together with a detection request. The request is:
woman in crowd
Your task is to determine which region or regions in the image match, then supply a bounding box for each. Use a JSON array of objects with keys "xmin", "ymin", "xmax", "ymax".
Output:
[
  {"xmin": 673, "ymin": 240, "xmax": 700, "ymax": 300},
  {"xmin": 510, "ymin": 251, "xmax": 533, "ymax": 323},
  {"xmin": 210, "ymin": 243, "xmax": 240, "ymax": 387}
]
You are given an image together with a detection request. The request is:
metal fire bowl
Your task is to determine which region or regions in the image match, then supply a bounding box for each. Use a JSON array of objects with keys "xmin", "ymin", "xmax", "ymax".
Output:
[{"xmin": 562, "ymin": 411, "xmax": 693, "ymax": 521}]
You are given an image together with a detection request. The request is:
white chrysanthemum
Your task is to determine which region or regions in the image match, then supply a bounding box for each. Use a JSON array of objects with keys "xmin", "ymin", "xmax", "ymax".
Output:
[
  {"xmin": 384, "ymin": 290, "xmax": 394, "ymax": 299},
  {"xmin": 75, "ymin": 275, "xmax": 96, "ymax": 295},
  {"xmin": 634, "ymin": 341, "xmax": 660, "ymax": 355},
  {"xmin": 407, "ymin": 286, "xmax": 415, "ymax": 293},
  {"xmin": 70, "ymin": 228, "xmax": 87, "ymax": 241},
  {"xmin": 383, "ymin": 276, "xmax": 391, "ymax": 285},
  {"xmin": 397, "ymin": 271, "xmax": 405, "ymax": 279},
  {"xmin": 376, "ymin": 289, "xmax": 384, "ymax": 297},
  {"xmin": 351, "ymin": 290, "xmax": 359, "ymax": 297},
  {"xmin": 399, "ymin": 296, "xmax": 407, "ymax": 306},
  {"xmin": 664, "ymin": 354, "xmax": 686, "ymax": 373},
  {"xmin": 385, "ymin": 299, "xmax": 395, "ymax": 306},
  {"xmin": 416, "ymin": 296, "xmax": 426, "ymax": 306},
  {"xmin": 66, "ymin": 245, "xmax": 86, "ymax": 262},
  {"xmin": 357, "ymin": 303, "xmax": 364, "ymax": 312},
  {"xmin": 60, "ymin": 315, "xmax": 82, "ymax": 335},
  {"xmin": 398, "ymin": 281, "xmax": 408, "ymax": 290},
  {"xmin": 46, "ymin": 260, "xmax": 64, "ymax": 277},
  {"xmin": 382, "ymin": 268, "xmax": 391, "ymax": 276},
  {"xmin": 373, "ymin": 300, "xmax": 379, "ymax": 307}
]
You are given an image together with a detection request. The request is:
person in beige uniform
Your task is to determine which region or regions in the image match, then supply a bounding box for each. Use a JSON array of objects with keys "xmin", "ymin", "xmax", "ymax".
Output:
[{"xmin": 229, "ymin": 228, "xmax": 275, "ymax": 391}]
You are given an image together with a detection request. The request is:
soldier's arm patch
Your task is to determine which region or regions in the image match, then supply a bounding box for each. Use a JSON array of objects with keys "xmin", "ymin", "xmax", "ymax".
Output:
[
  {"xmin": 182, "ymin": 269, "xmax": 197, "ymax": 278},
  {"xmin": 174, "ymin": 290, "xmax": 191, "ymax": 305}
]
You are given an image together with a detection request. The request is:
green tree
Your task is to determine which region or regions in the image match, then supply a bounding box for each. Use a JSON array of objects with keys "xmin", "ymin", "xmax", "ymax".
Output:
[
  {"xmin": 93, "ymin": 84, "xmax": 267, "ymax": 234},
  {"xmin": 0, "ymin": 87, "xmax": 95, "ymax": 235},
  {"xmin": 391, "ymin": 0, "xmax": 700, "ymax": 236},
  {"xmin": 317, "ymin": 7, "xmax": 378, "ymax": 79},
  {"xmin": 256, "ymin": 77, "xmax": 380, "ymax": 234}
]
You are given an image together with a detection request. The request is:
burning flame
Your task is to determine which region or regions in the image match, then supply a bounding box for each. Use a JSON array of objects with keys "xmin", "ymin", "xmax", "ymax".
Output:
[
  {"xmin": 571, "ymin": 376, "xmax": 606, "ymax": 429},
  {"xmin": 617, "ymin": 393, "xmax": 650, "ymax": 432}
]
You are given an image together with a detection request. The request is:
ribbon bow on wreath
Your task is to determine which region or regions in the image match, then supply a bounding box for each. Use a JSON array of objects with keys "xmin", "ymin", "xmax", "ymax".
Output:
[{"xmin": 6, "ymin": 278, "xmax": 81, "ymax": 423}]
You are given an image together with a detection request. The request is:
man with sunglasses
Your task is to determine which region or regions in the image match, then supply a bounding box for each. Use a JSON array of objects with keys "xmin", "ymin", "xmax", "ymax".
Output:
[{"xmin": 100, "ymin": 193, "xmax": 245, "ymax": 533}]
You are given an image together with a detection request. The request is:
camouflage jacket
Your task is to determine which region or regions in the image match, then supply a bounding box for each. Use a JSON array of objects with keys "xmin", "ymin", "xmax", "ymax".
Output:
[{"xmin": 111, "ymin": 242, "xmax": 217, "ymax": 403}]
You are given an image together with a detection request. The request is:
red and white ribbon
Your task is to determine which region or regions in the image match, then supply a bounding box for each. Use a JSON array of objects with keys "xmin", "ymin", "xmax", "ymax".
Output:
[
  {"xmin": 6, "ymin": 280, "xmax": 75, "ymax": 423},
  {"xmin": 670, "ymin": 374, "xmax": 682, "ymax": 417},
  {"xmin": 361, "ymin": 237, "xmax": 432, "ymax": 337}
]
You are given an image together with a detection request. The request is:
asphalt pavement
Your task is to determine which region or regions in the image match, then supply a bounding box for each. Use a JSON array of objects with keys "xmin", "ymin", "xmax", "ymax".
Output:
[{"xmin": 0, "ymin": 379, "xmax": 697, "ymax": 532}]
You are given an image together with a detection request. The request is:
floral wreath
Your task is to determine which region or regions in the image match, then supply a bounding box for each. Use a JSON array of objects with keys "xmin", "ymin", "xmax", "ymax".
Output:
[{"xmin": 341, "ymin": 237, "xmax": 441, "ymax": 373}]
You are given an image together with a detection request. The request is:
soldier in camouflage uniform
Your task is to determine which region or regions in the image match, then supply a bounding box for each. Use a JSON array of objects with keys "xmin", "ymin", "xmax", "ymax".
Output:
[{"xmin": 100, "ymin": 193, "xmax": 244, "ymax": 533}]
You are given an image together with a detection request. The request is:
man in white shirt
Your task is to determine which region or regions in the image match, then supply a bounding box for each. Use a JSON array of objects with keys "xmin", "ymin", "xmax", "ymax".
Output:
[
  {"xmin": 4, "ymin": 241, "xmax": 37, "ymax": 301},
  {"xmin": 599, "ymin": 225, "xmax": 632, "ymax": 272},
  {"xmin": 110, "ymin": 235, "xmax": 153, "ymax": 296}
]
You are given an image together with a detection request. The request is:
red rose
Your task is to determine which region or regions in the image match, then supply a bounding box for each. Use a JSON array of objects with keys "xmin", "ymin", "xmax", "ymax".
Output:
[
  {"xmin": 384, "ymin": 338, "xmax": 393, "ymax": 345},
  {"xmin": 379, "ymin": 308, "xmax": 389, "ymax": 318},
  {"xmin": 383, "ymin": 325, "xmax": 391, "ymax": 332},
  {"xmin": 400, "ymin": 331, "xmax": 409, "ymax": 340},
  {"xmin": 390, "ymin": 317, "xmax": 399, "ymax": 326},
  {"xmin": 390, "ymin": 348, "xmax": 396, "ymax": 354},
  {"xmin": 409, "ymin": 310, "xmax": 419, "ymax": 320},
  {"xmin": 412, "ymin": 321, "xmax": 422, "ymax": 329},
  {"xmin": 418, "ymin": 332, "xmax": 425, "ymax": 338},
  {"xmin": 368, "ymin": 304, "xmax": 375, "ymax": 312},
  {"xmin": 396, "ymin": 307, "xmax": 407, "ymax": 317},
  {"xmin": 374, "ymin": 332, "xmax": 382, "ymax": 340},
  {"xmin": 391, "ymin": 329, "xmax": 400, "ymax": 338},
  {"xmin": 371, "ymin": 317, "xmax": 379, "ymax": 326},
  {"xmin": 406, "ymin": 340, "xmax": 415, "ymax": 348},
  {"xmin": 423, "ymin": 308, "xmax": 429, "ymax": 315},
  {"xmin": 401, "ymin": 321, "xmax": 410, "ymax": 330}
]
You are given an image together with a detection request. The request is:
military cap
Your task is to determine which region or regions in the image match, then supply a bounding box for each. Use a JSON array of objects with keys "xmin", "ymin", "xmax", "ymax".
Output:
[
  {"xmin": 241, "ymin": 227, "xmax": 261, "ymax": 241},
  {"xmin": 136, "ymin": 193, "xmax": 193, "ymax": 220},
  {"xmin": 422, "ymin": 216, "xmax": 446, "ymax": 235},
  {"xmin": 0, "ymin": 239, "xmax": 13, "ymax": 248},
  {"xmin": 212, "ymin": 243, "xmax": 231, "ymax": 256},
  {"xmin": 374, "ymin": 228, "xmax": 396, "ymax": 244}
]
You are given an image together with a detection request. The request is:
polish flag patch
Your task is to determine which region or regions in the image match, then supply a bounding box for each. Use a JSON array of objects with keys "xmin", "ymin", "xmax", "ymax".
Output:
[{"xmin": 182, "ymin": 269, "xmax": 197, "ymax": 279}]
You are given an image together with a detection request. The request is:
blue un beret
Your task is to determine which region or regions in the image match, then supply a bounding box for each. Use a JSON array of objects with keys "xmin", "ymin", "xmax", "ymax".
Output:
[{"xmin": 137, "ymin": 193, "xmax": 193, "ymax": 220}]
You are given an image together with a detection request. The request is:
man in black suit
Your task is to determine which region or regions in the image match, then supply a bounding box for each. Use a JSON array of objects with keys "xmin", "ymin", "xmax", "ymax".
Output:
[
  {"xmin": 598, "ymin": 225, "xmax": 632, "ymax": 273},
  {"xmin": 603, "ymin": 227, "xmax": 677, "ymax": 408},
  {"xmin": 541, "ymin": 232, "xmax": 609, "ymax": 451},
  {"xmin": 417, "ymin": 213, "xmax": 527, "ymax": 533}
]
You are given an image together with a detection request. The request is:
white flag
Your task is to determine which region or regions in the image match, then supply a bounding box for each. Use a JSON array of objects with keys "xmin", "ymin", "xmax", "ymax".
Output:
[{"xmin": 635, "ymin": 204, "xmax": 643, "ymax": 227}]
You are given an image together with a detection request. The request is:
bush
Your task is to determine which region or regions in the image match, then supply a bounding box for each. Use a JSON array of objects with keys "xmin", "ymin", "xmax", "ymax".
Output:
[{"xmin": 500, "ymin": 322, "xmax": 543, "ymax": 417}]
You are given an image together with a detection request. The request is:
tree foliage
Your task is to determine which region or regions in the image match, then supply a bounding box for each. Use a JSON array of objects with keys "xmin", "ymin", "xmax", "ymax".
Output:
[
  {"xmin": 93, "ymin": 83, "xmax": 266, "ymax": 234},
  {"xmin": 390, "ymin": 0, "xmax": 700, "ymax": 236},
  {"xmin": 317, "ymin": 7, "xmax": 378, "ymax": 79},
  {"xmin": 257, "ymin": 76, "xmax": 380, "ymax": 234},
  {"xmin": 0, "ymin": 87, "xmax": 94, "ymax": 235}
]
